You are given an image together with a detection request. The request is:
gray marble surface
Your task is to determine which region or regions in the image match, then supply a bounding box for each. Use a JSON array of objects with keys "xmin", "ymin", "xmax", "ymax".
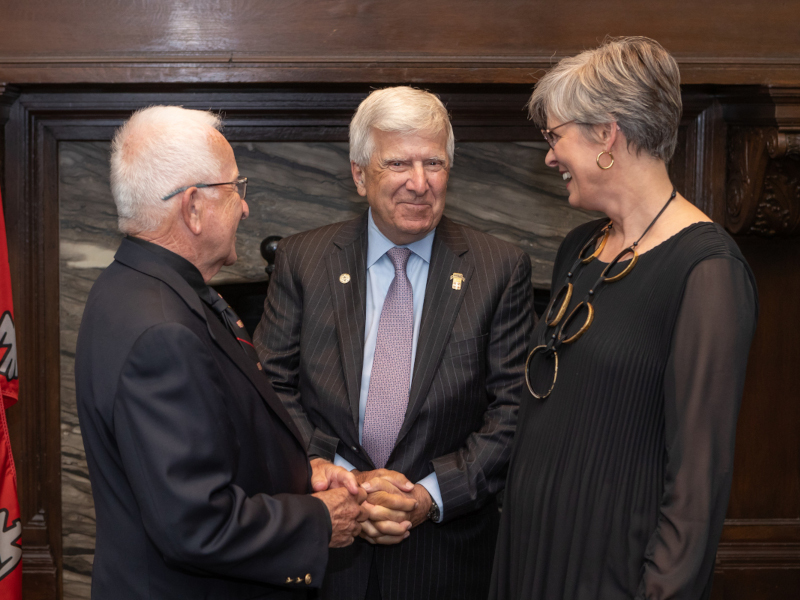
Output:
[{"xmin": 58, "ymin": 139, "xmax": 596, "ymax": 599}]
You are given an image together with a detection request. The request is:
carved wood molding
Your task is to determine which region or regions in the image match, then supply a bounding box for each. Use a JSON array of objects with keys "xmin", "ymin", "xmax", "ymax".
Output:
[
  {"xmin": 3, "ymin": 56, "xmax": 800, "ymax": 86},
  {"xmin": 716, "ymin": 519, "xmax": 800, "ymax": 572},
  {"xmin": 768, "ymin": 130, "xmax": 800, "ymax": 159},
  {"xmin": 723, "ymin": 87, "xmax": 800, "ymax": 237},
  {"xmin": 726, "ymin": 128, "xmax": 800, "ymax": 237}
]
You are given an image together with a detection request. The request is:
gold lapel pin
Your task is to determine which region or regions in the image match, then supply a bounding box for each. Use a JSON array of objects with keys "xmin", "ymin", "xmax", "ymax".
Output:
[
  {"xmin": 450, "ymin": 273, "xmax": 465, "ymax": 290},
  {"xmin": 339, "ymin": 273, "xmax": 351, "ymax": 284}
]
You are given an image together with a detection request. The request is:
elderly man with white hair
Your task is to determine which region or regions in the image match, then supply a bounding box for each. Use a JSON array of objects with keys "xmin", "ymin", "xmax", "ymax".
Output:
[
  {"xmin": 254, "ymin": 86, "xmax": 534, "ymax": 600},
  {"xmin": 75, "ymin": 105, "xmax": 368, "ymax": 600}
]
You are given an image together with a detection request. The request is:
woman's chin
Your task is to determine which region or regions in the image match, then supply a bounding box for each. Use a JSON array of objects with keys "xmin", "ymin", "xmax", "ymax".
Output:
[{"xmin": 566, "ymin": 193, "xmax": 582, "ymax": 209}]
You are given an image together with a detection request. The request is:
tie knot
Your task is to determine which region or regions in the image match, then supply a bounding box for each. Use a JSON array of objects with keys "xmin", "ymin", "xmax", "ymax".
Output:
[
  {"xmin": 207, "ymin": 288, "xmax": 229, "ymax": 314},
  {"xmin": 386, "ymin": 247, "xmax": 412, "ymax": 273}
]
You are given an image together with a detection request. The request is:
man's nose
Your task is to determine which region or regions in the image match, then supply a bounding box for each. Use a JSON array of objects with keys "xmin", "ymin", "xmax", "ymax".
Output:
[
  {"xmin": 406, "ymin": 163, "xmax": 428, "ymax": 194},
  {"xmin": 241, "ymin": 199, "xmax": 250, "ymax": 220}
]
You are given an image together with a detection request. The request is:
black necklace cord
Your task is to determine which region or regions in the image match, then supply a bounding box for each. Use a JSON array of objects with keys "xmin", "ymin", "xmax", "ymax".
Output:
[
  {"xmin": 550, "ymin": 187, "xmax": 678, "ymax": 351},
  {"xmin": 631, "ymin": 188, "xmax": 677, "ymax": 248}
]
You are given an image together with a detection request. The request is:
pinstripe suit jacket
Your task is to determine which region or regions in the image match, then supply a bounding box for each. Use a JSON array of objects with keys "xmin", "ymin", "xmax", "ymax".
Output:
[{"xmin": 254, "ymin": 211, "xmax": 533, "ymax": 600}]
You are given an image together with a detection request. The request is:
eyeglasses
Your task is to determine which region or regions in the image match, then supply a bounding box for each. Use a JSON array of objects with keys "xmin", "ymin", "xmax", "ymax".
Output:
[
  {"xmin": 161, "ymin": 176, "xmax": 248, "ymax": 201},
  {"xmin": 540, "ymin": 120, "xmax": 589, "ymax": 149}
]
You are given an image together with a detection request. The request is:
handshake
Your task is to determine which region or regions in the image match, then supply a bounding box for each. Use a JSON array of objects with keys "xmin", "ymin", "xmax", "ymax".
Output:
[{"xmin": 309, "ymin": 458, "xmax": 433, "ymax": 548}]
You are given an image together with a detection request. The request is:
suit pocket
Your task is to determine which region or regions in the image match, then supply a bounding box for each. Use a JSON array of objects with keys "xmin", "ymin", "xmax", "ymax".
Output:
[{"xmin": 442, "ymin": 333, "xmax": 487, "ymax": 358}]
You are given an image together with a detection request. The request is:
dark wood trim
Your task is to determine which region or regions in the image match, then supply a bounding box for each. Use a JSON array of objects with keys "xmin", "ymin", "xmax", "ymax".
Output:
[
  {"xmin": 2, "ymin": 56, "xmax": 800, "ymax": 87},
  {"xmin": 717, "ymin": 520, "xmax": 800, "ymax": 570},
  {"xmin": 4, "ymin": 91, "xmax": 62, "ymax": 600}
]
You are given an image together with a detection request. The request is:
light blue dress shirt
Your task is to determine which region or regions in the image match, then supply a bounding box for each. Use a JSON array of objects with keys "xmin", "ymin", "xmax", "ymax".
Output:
[{"xmin": 333, "ymin": 209, "xmax": 444, "ymax": 521}]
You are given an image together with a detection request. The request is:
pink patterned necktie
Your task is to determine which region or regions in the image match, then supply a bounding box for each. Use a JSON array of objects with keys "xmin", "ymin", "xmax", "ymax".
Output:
[{"xmin": 362, "ymin": 247, "xmax": 414, "ymax": 469}]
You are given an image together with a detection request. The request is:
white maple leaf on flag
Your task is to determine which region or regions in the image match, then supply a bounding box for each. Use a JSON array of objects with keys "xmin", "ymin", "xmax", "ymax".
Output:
[
  {"xmin": 0, "ymin": 312, "xmax": 17, "ymax": 382},
  {"xmin": 0, "ymin": 507, "xmax": 22, "ymax": 581}
]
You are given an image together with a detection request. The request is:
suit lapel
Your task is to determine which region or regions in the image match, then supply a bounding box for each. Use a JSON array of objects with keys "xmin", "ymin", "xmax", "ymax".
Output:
[
  {"xmin": 326, "ymin": 213, "xmax": 369, "ymax": 432},
  {"xmin": 201, "ymin": 305, "xmax": 307, "ymax": 448},
  {"xmin": 395, "ymin": 217, "xmax": 472, "ymax": 447},
  {"xmin": 115, "ymin": 238, "xmax": 307, "ymax": 450}
]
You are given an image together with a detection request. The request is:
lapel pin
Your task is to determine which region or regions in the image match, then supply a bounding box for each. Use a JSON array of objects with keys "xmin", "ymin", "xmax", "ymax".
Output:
[
  {"xmin": 450, "ymin": 273, "xmax": 465, "ymax": 290},
  {"xmin": 339, "ymin": 273, "xmax": 351, "ymax": 284},
  {"xmin": 236, "ymin": 319, "xmax": 244, "ymax": 329},
  {"xmin": 257, "ymin": 362, "xmax": 263, "ymax": 370}
]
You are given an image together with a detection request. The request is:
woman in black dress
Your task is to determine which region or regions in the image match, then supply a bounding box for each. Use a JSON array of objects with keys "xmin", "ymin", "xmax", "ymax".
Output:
[{"xmin": 490, "ymin": 37, "xmax": 758, "ymax": 600}]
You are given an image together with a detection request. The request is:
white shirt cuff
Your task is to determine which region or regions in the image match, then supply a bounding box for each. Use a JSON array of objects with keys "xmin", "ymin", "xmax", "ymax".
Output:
[
  {"xmin": 333, "ymin": 453, "xmax": 357, "ymax": 472},
  {"xmin": 417, "ymin": 471, "xmax": 444, "ymax": 523}
]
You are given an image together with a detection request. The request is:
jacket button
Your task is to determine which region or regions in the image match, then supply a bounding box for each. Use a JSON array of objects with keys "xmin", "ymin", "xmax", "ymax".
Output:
[
  {"xmin": 305, "ymin": 573, "xmax": 312, "ymax": 585},
  {"xmin": 351, "ymin": 446, "xmax": 358, "ymax": 452}
]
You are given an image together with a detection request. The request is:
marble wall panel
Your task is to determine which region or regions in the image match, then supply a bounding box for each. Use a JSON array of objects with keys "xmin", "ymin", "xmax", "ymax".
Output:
[{"xmin": 58, "ymin": 139, "xmax": 596, "ymax": 599}]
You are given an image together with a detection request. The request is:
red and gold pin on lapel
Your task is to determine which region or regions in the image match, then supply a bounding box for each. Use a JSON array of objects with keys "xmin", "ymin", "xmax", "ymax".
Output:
[
  {"xmin": 450, "ymin": 273, "xmax": 465, "ymax": 290},
  {"xmin": 339, "ymin": 273, "xmax": 351, "ymax": 284}
]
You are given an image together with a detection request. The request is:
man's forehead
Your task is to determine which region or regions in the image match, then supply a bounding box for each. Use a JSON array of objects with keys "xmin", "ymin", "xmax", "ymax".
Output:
[{"xmin": 373, "ymin": 129, "xmax": 448, "ymax": 157}]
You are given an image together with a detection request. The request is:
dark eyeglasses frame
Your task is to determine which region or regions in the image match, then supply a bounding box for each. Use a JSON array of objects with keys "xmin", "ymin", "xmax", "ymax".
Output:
[
  {"xmin": 540, "ymin": 120, "xmax": 590, "ymax": 149},
  {"xmin": 161, "ymin": 176, "xmax": 248, "ymax": 201}
]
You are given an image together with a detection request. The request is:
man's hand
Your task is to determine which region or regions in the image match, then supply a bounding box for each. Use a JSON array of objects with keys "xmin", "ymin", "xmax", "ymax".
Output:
[
  {"xmin": 358, "ymin": 478, "xmax": 435, "ymax": 544},
  {"xmin": 406, "ymin": 483, "xmax": 434, "ymax": 528},
  {"xmin": 310, "ymin": 458, "xmax": 360, "ymax": 495},
  {"xmin": 359, "ymin": 477, "xmax": 417, "ymax": 545},
  {"xmin": 313, "ymin": 486, "xmax": 369, "ymax": 548},
  {"xmin": 351, "ymin": 468, "xmax": 415, "ymax": 492}
]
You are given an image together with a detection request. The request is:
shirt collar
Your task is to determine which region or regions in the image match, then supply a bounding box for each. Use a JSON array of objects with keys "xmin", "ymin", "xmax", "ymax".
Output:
[
  {"xmin": 126, "ymin": 236, "xmax": 209, "ymax": 299},
  {"xmin": 366, "ymin": 208, "xmax": 435, "ymax": 269}
]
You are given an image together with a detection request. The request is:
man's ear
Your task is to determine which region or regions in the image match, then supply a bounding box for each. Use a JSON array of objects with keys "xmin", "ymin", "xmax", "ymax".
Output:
[
  {"xmin": 351, "ymin": 161, "xmax": 368, "ymax": 197},
  {"xmin": 180, "ymin": 187, "xmax": 203, "ymax": 235}
]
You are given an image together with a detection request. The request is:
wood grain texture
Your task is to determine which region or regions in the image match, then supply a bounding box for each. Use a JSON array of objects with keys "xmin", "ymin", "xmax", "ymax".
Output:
[{"xmin": 1, "ymin": 1, "xmax": 800, "ymax": 84}]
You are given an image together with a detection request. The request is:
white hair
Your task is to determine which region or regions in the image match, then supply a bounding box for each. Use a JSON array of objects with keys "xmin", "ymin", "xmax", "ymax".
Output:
[
  {"xmin": 349, "ymin": 86, "xmax": 455, "ymax": 167},
  {"xmin": 110, "ymin": 106, "xmax": 224, "ymax": 234}
]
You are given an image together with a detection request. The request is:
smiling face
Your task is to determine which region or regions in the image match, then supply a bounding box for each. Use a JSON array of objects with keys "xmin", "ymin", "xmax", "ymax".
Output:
[
  {"xmin": 352, "ymin": 128, "xmax": 450, "ymax": 245},
  {"xmin": 544, "ymin": 119, "xmax": 609, "ymax": 211}
]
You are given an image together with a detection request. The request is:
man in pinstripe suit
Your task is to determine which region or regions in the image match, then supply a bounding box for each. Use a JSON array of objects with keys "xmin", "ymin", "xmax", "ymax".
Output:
[{"xmin": 254, "ymin": 87, "xmax": 534, "ymax": 600}]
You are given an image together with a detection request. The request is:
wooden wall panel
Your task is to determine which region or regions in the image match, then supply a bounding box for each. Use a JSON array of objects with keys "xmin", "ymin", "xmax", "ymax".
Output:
[{"xmin": 1, "ymin": 1, "xmax": 799, "ymax": 84}]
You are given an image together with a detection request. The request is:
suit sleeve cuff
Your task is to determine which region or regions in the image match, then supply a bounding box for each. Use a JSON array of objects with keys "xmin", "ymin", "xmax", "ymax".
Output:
[
  {"xmin": 333, "ymin": 453, "xmax": 357, "ymax": 472},
  {"xmin": 417, "ymin": 471, "xmax": 444, "ymax": 523},
  {"xmin": 307, "ymin": 428, "xmax": 340, "ymax": 462}
]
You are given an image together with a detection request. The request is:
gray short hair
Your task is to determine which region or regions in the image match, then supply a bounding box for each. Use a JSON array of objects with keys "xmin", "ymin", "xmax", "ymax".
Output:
[
  {"xmin": 528, "ymin": 36, "xmax": 682, "ymax": 162},
  {"xmin": 349, "ymin": 86, "xmax": 455, "ymax": 167},
  {"xmin": 110, "ymin": 106, "xmax": 224, "ymax": 234}
]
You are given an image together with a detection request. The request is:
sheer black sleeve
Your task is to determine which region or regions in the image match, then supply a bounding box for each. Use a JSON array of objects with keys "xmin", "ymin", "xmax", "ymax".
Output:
[{"xmin": 637, "ymin": 256, "xmax": 758, "ymax": 599}]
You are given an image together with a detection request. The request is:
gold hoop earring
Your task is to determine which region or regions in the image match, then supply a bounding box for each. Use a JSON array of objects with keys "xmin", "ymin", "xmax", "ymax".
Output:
[{"xmin": 596, "ymin": 151, "xmax": 614, "ymax": 170}]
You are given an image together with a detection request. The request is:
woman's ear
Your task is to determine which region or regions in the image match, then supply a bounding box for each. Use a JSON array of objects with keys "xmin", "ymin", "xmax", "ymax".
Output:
[{"xmin": 597, "ymin": 122, "xmax": 619, "ymax": 152}]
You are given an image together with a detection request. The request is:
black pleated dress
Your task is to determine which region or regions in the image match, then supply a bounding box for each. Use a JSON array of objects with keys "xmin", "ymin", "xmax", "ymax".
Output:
[{"xmin": 490, "ymin": 220, "xmax": 758, "ymax": 600}]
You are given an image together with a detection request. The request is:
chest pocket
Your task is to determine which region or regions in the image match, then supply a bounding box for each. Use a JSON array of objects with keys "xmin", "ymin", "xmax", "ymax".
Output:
[{"xmin": 442, "ymin": 333, "xmax": 488, "ymax": 358}]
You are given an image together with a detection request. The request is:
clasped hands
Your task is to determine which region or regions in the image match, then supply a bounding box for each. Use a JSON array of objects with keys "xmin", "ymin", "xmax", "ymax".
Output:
[{"xmin": 310, "ymin": 458, "xmax": 433, "ymax": 548}]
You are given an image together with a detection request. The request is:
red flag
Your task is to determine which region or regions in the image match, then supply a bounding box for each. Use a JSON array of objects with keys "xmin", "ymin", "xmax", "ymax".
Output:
[{"xmin": 0, "ymin": 185, "xmax": 22, "ymax": 599}]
